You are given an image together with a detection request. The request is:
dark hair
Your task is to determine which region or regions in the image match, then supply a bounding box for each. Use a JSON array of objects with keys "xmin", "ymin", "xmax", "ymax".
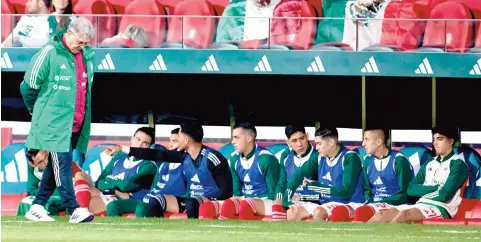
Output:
[
  {"xmin": 134, "ymin": 127, "xmax": 155, "ymax": 145},
  {"xmin": 315, "ymin": 127, "xmax": 338, "ymax": 139},
  {"xmin": 365, "ymin": 127, "xmax": 390, "ymax": 144},
  {"xmin": 180, "ymin": 122, "xmax": 204, "ymax": 143},
  {"xmin": 171, "ymin": 128, "xmax": 180, "ymax": 134},
  {"xmin": 234, "ymin": 122, "xmax": 257, "ymax": 137},
  {"xmin": 49, "ymin": 0, "xmax": 74, "ymax": 32},
  {"xmin": 285, "ymin": 125, "xmax": 306, "ymax": 139},
  {"xmin": 431, "ymin": 125, "xmax": 458, "ymax": 142},
  {"xmin": 26, "ymin": 149, "xmax": 40, "ymax": 162}
]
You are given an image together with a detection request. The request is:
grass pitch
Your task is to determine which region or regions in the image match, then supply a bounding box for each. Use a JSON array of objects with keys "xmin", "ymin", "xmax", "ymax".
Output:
[{"xmin": 2, "ymin": 216, "xmax": 480, "ymax": 241}]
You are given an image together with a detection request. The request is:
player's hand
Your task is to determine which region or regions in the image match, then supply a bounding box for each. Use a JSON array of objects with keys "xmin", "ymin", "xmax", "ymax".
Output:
[
  {"xmin": 102, "ymin": 145, "xmax": 122, "ymax": 156},
  {"xmin": 302, "ymin": 177, "xmax": 315, "ymax": 186},
  {"xmin": 115, "ymin": 190, "xmax": 130, "ymax": 200}
]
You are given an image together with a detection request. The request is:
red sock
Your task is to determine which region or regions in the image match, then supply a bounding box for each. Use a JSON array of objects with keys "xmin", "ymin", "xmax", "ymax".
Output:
[
  {"xmin": 199, "ymin": 201, "xmax": 220, "ymax": 219},
  {"xmin": 272, "ymin": 204, "xmax": 287, "ymax": 221},
  {"xmin": 329, "ymin": 205, "xmax": 351, "ymax": 222},
  {"xmin": 239, "ymin": 198, "xmax": 258, "ymax": 220},
  {"xmin": 219, "ymin": 198, "xmax": 240, "ymax": 220},
  {"xmin": 74, "ymin": 180, "xmax": 91, "ymax": 208},
  {"xmin": 353, "ymin": 205, "xmax": 375, "ymax": 222}
]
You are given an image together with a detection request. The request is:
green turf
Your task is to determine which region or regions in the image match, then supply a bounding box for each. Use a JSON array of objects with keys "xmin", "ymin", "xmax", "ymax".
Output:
[{"xmin": 2, "ymin": 216, "xmax": 480, "ymax": 242}]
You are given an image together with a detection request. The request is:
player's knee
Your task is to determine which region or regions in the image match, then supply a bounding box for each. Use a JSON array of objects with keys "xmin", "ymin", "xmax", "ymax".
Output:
[
  {"xmin": 219, "ymin": 198, "xmax": 239, "ymax": 220},
  {"xmin": 185, "ymin": 197, "xmax": 202, "ymax": 219},
  {"xmin": 312, "ymin": 207, "xmax": 327, "ymax": 221},
  {"xmin": 74, "ymin": 172, "xmax": 88, "ymax": 182},
  {"xmin": 286, "ymin": 208, "xmax": 297, "ymax": 221},
  {"xmin": 199, "ymin": 201, "xmax": 218, "ymax": 220}
]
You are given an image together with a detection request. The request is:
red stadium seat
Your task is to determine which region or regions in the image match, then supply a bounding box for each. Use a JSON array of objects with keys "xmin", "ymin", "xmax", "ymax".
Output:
[
  {"xmin": 8, "ymin": 0, "xmax": 25, "ymax": 14},
  {"xmin": 419, "ymin": 1, "xmax": 474, "ymax": 52},
  {"xmin": 121, "ymin": 213, "xmax": 136, "ymax": 218},
  {"xmin": 166, "ymin": 212, "xmax": 188, "ymax": 219},
  {"xmin": 100, "ymin": 37, "xmax": 140, "ymax": 48},
  {"xmin": 157, "ymin": 0, "xmax": 182, "ymax": 14},
  {"xmin": 118, "ymin": 0, "xmax": 167, "ymax": 48},
  {"xmin": 107, "ymin": 0, "xmax": 132, "ymax": 15},
  {"xmin": 1, "ymin": 0, "xmax": 15, "ymax": 42},
  {"xmin": 163, "ymin": 0, "xmax": 216, "ymax": 49},
  {"xmin": 206, "ymin": 0, "xmax": 229, "ymax": 16},
  {"xmin": 74, "ymin": 0, "xmax": 116, "ymax": 46},
  {"xmin": 465, "ymin": 199, "xmax": 481, "ymax": 219},
  {"xmin": 269, "ymin": 0, "xmax": 318, "ymax": 50},
  {"xmin": 375, "ymin": 1, "xmax": 428, "ymax": 51}
]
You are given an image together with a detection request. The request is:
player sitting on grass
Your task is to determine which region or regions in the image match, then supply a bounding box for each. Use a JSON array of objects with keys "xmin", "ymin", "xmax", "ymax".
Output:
[
  {"xmin": 368, "ymin": 125, "xmax": 469, "ymax": 223},
  {"xmin": 283, "ymin": 127, "xmax": 365, "ymax": 221},
  {"xmin": 350, "ymin": 128, "xmax": 414, "ymax": 222},
  {"xmin": 73, "ymin": 127, "xmax": 157, "ymax": 217},
  {"xmin": 272, "ymin": 125, "xmax": 319, "ymax": 221},
  {"xmin": 199, "ymin": 123, "xmax": 280, "ymax": 220},
  {"xmin": 103, "ymin": 122, "xmax": 233, "ymax": 219}
]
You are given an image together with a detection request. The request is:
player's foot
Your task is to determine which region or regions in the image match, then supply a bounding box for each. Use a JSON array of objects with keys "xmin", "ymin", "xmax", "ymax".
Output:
[
  {"xmin": 69, "ymin": 207, "xmax": 94, "ymax": 223},
  {"xmin": 25, "ymin": 204, "xmax": 55, "ymax": 222}
]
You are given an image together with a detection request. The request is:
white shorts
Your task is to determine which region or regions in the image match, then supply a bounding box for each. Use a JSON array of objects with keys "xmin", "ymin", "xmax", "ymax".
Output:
[
  {"xmin": 292, "ymin": 201, "xmax": 321, "ymax": 216},
  {"xmin": 293, "ymin": 201, "xmax": 362, "ymax": 218},
  {"xmin": 395, "ymin": 203, "xmax": 445, "ymax": 219},
  {"xmin": 366, "ymin": 202, "xmax": 395, "ymax": 213},
  {"xmin": 100, "ymin": 194, "xmax": 117, "ymax": 205}
]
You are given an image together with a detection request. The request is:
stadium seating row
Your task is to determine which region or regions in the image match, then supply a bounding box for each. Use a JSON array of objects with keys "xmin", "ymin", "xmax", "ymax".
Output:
[{"xmin": 2, "ymin": 0, "xmax": 481, "ymax": 51}]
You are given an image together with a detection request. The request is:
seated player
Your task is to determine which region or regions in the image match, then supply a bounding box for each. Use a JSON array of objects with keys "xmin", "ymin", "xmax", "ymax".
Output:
[
  {"xmin": 73, "ymin": 127, "xmax": 157, "ymax": 217},
  {"xmin": 272, "ymin": 125, "xmax": 319, "ymax": 221},
  {"xmin": 199, "ymin": 123, "xmax": 280, "ymax": 220},
  {"xmin": 102, "ymin": 122, "xmax": 233, "ymax": 219},
  {"xmin": 368, "ymin": 125, "xmax": 469, "ymax": 223},
  {"xmin": 351, "ymin": 128, "xmax": 414, "ymax": 222},
  {"xmin": 17, "ymin": 150, "xmax": 82, "ymax": 216},
  {"xmin": 283, "ymin": 127, "xmax": 365, "ymax": 221},
  {"xmin": 136, "ymin": 128, "xmax": 188, "ymax": 218}
]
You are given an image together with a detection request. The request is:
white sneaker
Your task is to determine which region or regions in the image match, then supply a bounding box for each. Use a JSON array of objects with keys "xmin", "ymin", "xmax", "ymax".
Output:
[
  {"xmin": 69, "ymin": 208, "xmax": 94, "ymax": 223},
  {"xmin": 25, "ymin": 204, "xmax": 55, "ymax": 222}
]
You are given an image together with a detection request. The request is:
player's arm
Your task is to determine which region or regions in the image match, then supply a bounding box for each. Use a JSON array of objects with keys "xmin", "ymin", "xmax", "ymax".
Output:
[
  {"xmin": 275, "ymin": 150, "xmax": 289, "ymax": 200},
  {"xmin": 116, "ymin": 161, "xmax": 157, "ymax": 192},
  {"xmin": 26, "ymin": 166, "xmax": 40, "ymax": 196},
  {"xmin": 121, "ymin": 146, "xmax": 184, "ymax": 163},
  {"xmin": 377, "ymin": 156, "xmax": 413, "ymax": 205},
  {"xmin": 307, "ymin": 152, "xmax": 362, "ymax": 199},
  {"xmin": 283, "ymin": 153, "xmax": 318, "ymax": 207},
  {"xmin": 207, "ymin": 153, "xmax": 233, "ymax": 200},
  {"xmin": 20, "ymin": 45, "xmax": 54, "ymax": 114},
  {"xmin": 422, "ymin": 158, "xmax": 468, "ymax": 203},
  {"xmin": 362, "ymin": 159, "xmax": 373, "ymax": 203},
  {"xmin": 149, "ymin": 163, "xmax": 162, "ymax": 190},
  {"xmin": 229, "ymin": 155, "xmax": 243, "ymax": 197},
  {"xmin": 259, "ymin": 154, "xmax": 280, "ymax": 200},
  {"xmin": 407, "ymin": 161, "xmax": 439, "ymax": 197},
  {"xmin": 95, "ymin": 153, "xmax": 123, "ymax": 192}
]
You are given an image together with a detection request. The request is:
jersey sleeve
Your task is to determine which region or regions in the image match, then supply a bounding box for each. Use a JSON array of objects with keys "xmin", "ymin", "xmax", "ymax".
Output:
[
  {"xmin": 258, "ymin": 153, "xmax": 280, "ymax": 200},
  {"xmin": 95, "ymin": 152, "xmax": 123, "ymax": 192},
  {"xmin": 116, "ymin": 161, "xmax": 157, "ymax": 192},
  {"xmin": 421, "ymin": 158, "xmax": 468, "ymax": 203},
  {"xmin": 275, "ymin": 149, "xmax": 290, "ymax": 200},
  {"xmin": 229, "ymin": 154, "xmax": 243, "ymax": 197},
  {"xmin": 282, "ymin": 152, "xmax": 318, "ymax": 207},
  {"xmin": 362, "ymin": 158, "xmax": 373, "ymax": 203},
  {"xmin": 307, "ymin": 152, "xmax": 362, "ymax": 199},
  {"xmin": 377, "ymin": 155, "xmax": 413, "ymax": 205},
  {"xmin": 206, "ymin": 151, "xmax": 233, "ymax": 200},
  {"xmin": 407, "ymin": 160, "xmax": 439, "ymax": 197},
  {"xmin": 20, "ymin": 44, "xmax": 54, "ymax": 113}
]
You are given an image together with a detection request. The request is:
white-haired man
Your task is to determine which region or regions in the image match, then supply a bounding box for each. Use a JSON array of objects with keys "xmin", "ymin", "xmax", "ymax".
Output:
[{"xmin": 20, "ymin": 17, "xmax": 96, "ymax": 223}]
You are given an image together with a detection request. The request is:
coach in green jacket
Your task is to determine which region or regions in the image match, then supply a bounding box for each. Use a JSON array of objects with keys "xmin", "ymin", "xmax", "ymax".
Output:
[{"xmin": 20, "ymin": 17, "xmax": 96, "ymax": 223}]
